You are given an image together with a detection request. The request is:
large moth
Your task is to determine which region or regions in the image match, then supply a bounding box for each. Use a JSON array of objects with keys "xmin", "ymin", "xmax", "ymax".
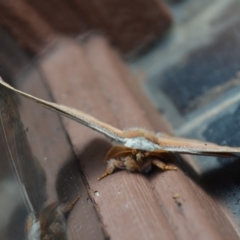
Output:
[
  {"xmin": 26, "ymin": 196, "xmax": 79, "ymax": 240},
  {"xmin": 1, "ymin": 78, "xmax": 240, "ymax": 180}
]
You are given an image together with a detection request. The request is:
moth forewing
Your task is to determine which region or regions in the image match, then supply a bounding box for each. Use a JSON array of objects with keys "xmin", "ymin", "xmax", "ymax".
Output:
[
  {"xmin": 26, "ymin": 197, "xmax": 79, "ymax": 240},
  {"xmin": 2, "ymin": 77, "xmax": 240, "ymax": 180},
  {"xmin": 148, "ymin": 150, "xmax": 176, "ymax": 162},
  {"xmin": 105, "ymin": 146, "xmax": 134, "ymax": 162},
  {"xmin": 0, "ymin": 78, "xmax": 124, "ymax": 143},
  {"xmin": 157, "ymin": 135, "xmax": 240, "ymax": 157}
]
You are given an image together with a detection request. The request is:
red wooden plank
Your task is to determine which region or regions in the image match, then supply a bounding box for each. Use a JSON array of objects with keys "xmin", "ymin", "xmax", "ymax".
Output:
[
  {"xmin": 39, "ymin": 38, "xmax": 176, "ymax": 240},
  {"xmin": 0, "ymin": 0, "xmax": 56, "ymax": 53},
  {"xmin": 37, "ymin": 36, "xmax": 239, "ymax": 239},
  {"xmin": 83, "ymin": 36, "xmax": 240, "ymax": 240},
  {"xmin": 16, "ymin": 68, "xmax": 106, "ymax": 239}
]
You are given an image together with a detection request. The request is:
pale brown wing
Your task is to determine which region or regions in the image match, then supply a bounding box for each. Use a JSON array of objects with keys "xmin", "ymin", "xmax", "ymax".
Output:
[
  {"xmin": 157, "ymin": 134, "xmax": 240, "ymax": 157},
  {"xmin": 0, "ymin": 79, "xmax": 124, "ymax": 143},
  {"xmin": 39, "ymin": 196, "xmax": 79, "ymax": 237},
  {"xmin": 148, "ymin": 150, "xmax": 176, "ymax": 161},
  {"xmin": 105, "ymin": 146, "xmax": 133, "ymax": 162},
  {"xmin": 39, "ymin": 201, "xmax": 59, "ymax": 230}
]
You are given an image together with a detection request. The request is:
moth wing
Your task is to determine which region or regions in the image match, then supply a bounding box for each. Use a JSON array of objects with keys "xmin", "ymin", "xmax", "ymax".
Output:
[
  {"xmin": 0, "ymin": 79, "xmax": 124, "ymax": 143},
  {"xmin": 39, "ymin": 201, "xmax": 59, "ymax": 230},
  {"xmin": 148, "ymin": 150, "xmax": 176, "ymax": 162},
  {"xmin": 105, "ymin": 146, "xmax": 133, "ymax": 162},
  {"xmin": 157, "ymin": 134, "xmax": 240, "ymax": 157}
]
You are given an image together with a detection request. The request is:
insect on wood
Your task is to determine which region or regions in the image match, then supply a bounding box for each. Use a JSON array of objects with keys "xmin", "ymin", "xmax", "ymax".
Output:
[
  {"xmin": 1, "ymin": 77, "xmax": 240, "ymax": 180},
  {"xmin": 26, "ymin": 196, "xmax": 79, "ymax": 240}
]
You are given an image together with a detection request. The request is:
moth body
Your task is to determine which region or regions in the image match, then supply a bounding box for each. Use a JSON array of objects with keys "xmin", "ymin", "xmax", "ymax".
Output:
[
  {"xmin": 1, "ymin": 78, "xmax": 240, "ymax": 181},
  {"xmin": 98, "ymin": 145, "xmax": 176, "ymax": 180},
  {"xmin": 123, "ymin": 136, "xmax": 161, "ymax": 151},
  {"xmin": 25, "ymin": 197, "xmax": 79, "ymax": 240}
]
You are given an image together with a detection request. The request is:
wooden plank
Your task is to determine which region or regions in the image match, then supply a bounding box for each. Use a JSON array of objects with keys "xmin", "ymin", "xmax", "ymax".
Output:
[
  {"xmin": 70, "ymin": 0, "xmax": 172, "ymax": 54},
  {"xmin": 39, "ymin": 38, "xmax": 176, "ymax": 240},
  {"xmin": 0, "ymin": 27, "xmax": 30, "ymax": 81},
  {"xmin": 0, "ymin": 0, "xmax": 171, "ymax": 55},
  {"xmin": 83, "ymin": 36, "xmax": 240, "ymax": 240},
  {"xmin": 0, "ymin": 0, "xmax": 56, "ymax": 53},
  {"xmin": 37, "ymin": 36, "xmax": 239, "ymax": 239},
  {"xmin": 15, "ymin": 67, "xmax": 106, "ymax": 239},
  {"xmin": 27, "ymin": 0, "xmax": 88, "ymax": 33}
]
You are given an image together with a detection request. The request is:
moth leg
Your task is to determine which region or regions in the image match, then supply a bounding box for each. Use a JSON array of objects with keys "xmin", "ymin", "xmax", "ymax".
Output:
[
  {"xmin": 98, "ymin": 159, "xmax": 125, "ymax": 181},
  {"xmin": 124, "ymin": 156, "xmax": 139, "ymax": 171},
  {"xmin": 138, "ymin": 159, "xmax": 152, "ymax": 173},
  {"xmin": 152, "ymin": 159, "xmax": 177, "ymax": 171}
]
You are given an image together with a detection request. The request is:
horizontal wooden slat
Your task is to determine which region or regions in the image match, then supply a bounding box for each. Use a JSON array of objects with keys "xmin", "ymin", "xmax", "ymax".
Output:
[
  {"xmin": 26, "ymin": 0, "xmax": 88, "ymax": 33},
  {"xmin": 36, "ymin": 36, "xmax": 239, "ymax": 239},
  {"xmin": 0, "ymin": 0, "xmax": 171, "ymax": 54},
  {"xmin": 83, "ymin": 36, "xmax": 240, "ymax": 240},
  {"xmin": 16, "ymin": 67, "xmax": 106, "ymax": 240},
  {"xmin": 39, "ymin": 38, "xmax": 176, "ymax": 240},
  {"xmin": 0, "ymin": 0, "xmax": 57, "ymax": 53}
]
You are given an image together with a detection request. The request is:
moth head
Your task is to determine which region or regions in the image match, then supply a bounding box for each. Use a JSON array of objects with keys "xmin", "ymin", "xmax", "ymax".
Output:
[
  {"xmin": 132, "ymin": 150, "xmax": 149, "ymax": 163},
  {"xmin": 135, "ymin": 152, "xmax": 144, "ymax": 162}
]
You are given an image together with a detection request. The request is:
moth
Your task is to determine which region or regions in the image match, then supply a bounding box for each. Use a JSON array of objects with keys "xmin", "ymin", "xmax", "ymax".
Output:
[
  {"xmin": 1, "ymin": 77, "xmax": 240, "ymax": 180},
  {"xmin": 26, "ymin": 196, "xmax": 79, "ymax": 240}
]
